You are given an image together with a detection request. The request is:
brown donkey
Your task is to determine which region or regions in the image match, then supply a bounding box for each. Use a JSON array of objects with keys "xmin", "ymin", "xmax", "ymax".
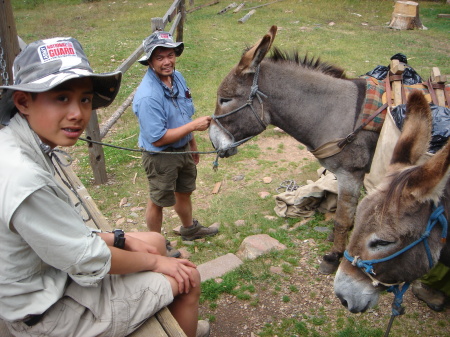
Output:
[{"xmin": 334, "ymin": 91, "xmax": 450, "ymax": 313}]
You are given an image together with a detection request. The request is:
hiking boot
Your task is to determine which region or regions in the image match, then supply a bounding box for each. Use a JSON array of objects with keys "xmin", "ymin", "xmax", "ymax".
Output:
[
  {"xmin": 180, "ymin": 220, "xmax": 218, "ymax": 241},
  {"xmin": 411, "ymin": 280, "xmax": 446, "ymax": 312},
  {"xmin": 166, "ymin": 240, "xmax": 181, "ymax": 258},
  {"xmin": 196, "ymin": 320, "xmax": 210, "ymax": 337}
]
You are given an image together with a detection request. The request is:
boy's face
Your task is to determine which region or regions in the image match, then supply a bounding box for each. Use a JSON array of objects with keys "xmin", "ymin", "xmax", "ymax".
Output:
[{"xmin": 14, "ymin": 77, "xmax": 94, "ymax": 148}]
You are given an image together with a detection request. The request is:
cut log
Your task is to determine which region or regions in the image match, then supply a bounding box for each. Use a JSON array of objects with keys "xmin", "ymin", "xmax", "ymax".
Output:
[
  {"xmin": 217, "ymin": 2, "xmax": 237, "ymax": 15},
  {"xmin": 388, "ymin": 1, "xmax": 424, "ymax": 30},
  {"xmin": 238, "ymin": 9, "xmax": 256, "ymax": 23}
]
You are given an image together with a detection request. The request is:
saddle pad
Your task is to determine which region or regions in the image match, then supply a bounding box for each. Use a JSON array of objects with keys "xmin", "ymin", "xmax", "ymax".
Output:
[
  {"xmin": 360, "ymin": 76, "xmax": 447, "ymax": 132},
  {"xmin": 360, "ymin": 76, "xmax": 387, "ymax": 132}
]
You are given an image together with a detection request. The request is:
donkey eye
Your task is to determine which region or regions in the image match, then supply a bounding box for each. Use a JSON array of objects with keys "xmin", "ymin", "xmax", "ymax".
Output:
[
  {"xmin": 369, "ymin": 239, "xmax": 394, "ymax": 248},
  {"xmin": 219, "ymin": 97, "xmax": 232, "ymax": 105}
]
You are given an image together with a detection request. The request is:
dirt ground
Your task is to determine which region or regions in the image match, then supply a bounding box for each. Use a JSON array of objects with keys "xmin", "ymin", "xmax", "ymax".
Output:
[{"xmin": 197, "ymin": 134, "xmax": 449, "ymax": 337}]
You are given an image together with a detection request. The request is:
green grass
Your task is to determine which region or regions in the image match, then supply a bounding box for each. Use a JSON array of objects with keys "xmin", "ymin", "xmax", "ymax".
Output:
[{"xmin": 9, "ymin": 1, "xmax": 450, "ymax": 336}]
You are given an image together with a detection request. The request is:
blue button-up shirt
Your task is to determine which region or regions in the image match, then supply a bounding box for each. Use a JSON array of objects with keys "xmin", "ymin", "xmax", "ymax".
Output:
[{"xmin": 133, "ymin": 69, "xmax": 195, "ymax": 152}]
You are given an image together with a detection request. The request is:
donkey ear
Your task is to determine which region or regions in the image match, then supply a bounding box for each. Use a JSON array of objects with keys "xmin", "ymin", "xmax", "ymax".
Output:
[
  {"xmin": 236, "ymin": 25, "xmax": 277, "ymax": 75},
  {"xmin": 391, "ymin": 91, "xmax": 450, "ymax": 201},
  {"xmin": 390, "ymin": 91, "xmax": 432, "ymax": 168},
  {"xmin": 401, "ymin": 139, "xmax": 450, "ymax": 202}
]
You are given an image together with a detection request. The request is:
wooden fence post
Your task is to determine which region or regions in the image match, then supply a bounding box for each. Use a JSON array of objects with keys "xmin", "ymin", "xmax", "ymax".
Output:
[
  {"xmin": 85, "ymin": 110, "xmax": 108, "ymax": 184},
  {"xmin": 176, "ymin": 0, "xmax": 186, "ymax": 42},
  {"xmin": 0, "ymin": 0, "xmax": 21, "ymax": 86},
  {"xmin": 86, "ymin": 0, "xmax": 190, "ymax": 184}
]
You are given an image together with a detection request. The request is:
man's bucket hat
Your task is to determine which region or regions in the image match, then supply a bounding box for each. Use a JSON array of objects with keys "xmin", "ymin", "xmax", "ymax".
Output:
[
  {"xmin": 0, "ymin": 37, "xmax": 122, "ymax": 125},
  {"xmin": 137, "ymin": 31, "xmax": 184, "ymax": 66}
]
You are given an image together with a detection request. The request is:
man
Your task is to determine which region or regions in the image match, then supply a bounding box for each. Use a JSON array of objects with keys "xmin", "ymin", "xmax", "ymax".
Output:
[
  {"xmin": 0, "ymin": 37, "xmax": 209, "ymax": 337},
  {"xmin": 133, "ymin": 31, "xmax": 218, "ymax": 257}
]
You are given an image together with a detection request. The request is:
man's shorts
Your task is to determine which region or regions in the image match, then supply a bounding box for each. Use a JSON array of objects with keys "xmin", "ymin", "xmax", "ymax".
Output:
[
  {"xmin": 5, "ymin": 272, "xmax": 173, "ymax": 337},
  {"xmin": 142, "ymin": 144, "xmax": 197, "ymax": 207}
]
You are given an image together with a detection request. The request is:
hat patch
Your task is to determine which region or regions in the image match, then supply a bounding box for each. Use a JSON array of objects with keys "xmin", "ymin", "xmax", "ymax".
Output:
[
  {"xmin": 158, "ymin": 32, "xmax": 171, "ymax": 40},
  {"xmin": 39, "ymin": 41, "xmax": 77, "ymax": 63}
]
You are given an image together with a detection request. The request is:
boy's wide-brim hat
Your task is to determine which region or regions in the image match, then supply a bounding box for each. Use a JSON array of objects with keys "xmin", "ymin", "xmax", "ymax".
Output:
[
  {"xmin": 0, "ymin": 37, "xmax": 122, "ymax": 125},
  {"xmin": 137, "ymin": 31, "xmax": 184, "ymax": 65}
]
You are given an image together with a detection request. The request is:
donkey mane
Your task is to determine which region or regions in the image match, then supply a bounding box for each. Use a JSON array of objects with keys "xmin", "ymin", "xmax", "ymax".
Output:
[
  {"xmin": 382, "ymin": 166, "xmax": 421, "ymax": 216},
  {"xmin": 267, "ymin": 47, "xmax": 348, "ymax": 79}
]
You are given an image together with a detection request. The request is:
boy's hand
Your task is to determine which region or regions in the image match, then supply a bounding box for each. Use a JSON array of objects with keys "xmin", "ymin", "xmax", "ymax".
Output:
[{"xmin": 154, "ymin": 256, "xmax": 198, "ymax": 294}]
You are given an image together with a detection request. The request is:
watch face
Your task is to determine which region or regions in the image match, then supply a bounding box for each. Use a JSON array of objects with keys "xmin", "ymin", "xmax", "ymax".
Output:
[{"xmin": 114, "ymin": 230, "xmax": 126, "ymax": 249}]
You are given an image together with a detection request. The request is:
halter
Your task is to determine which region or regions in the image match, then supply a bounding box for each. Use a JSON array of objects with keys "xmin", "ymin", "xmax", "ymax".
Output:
[
  {"xmin": 211, "ymin": 65, "xmax": 268, "ymax": 156},
  {"xmin": 344, "ymin": 204, "xmax": 448, "ymax": 287},
  {"xmin": 343, "ymin": 204, "xmax": 448, "ymax": 335}
]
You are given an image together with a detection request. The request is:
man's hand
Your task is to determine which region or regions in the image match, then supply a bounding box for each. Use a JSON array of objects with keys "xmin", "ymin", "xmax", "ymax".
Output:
[{"xmin": 192, "ymin": 116, "xmax": 212, "ymax": 131}]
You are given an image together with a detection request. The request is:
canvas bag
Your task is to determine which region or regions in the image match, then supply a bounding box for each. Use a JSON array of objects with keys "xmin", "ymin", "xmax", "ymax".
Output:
[
  {"xmin": 364, "ymin": 107, "xmax": 433, "ymax": 193},
  {"xmin": 274, "ymin": 168, "xmax": 338, "ymax": 218}
]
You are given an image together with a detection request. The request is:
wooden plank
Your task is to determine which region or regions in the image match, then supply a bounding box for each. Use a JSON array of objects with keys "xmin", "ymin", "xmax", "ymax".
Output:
[
  {"xmin": 437, "ymin": 14, "xmax": 450, "ymax": 18},
  {"xmin": 212, "ymin": 181, "xmax": 222, "ymax": 194},
  {"xmin": 115, "ymin": 44, "xmax": 144, "ymax": 74},
  {"xmin": 431, "ymin": 67, "xmax": 447, "ymax": 107},
  {"xmin": 1, "ymin": 311, "xmax": 183, "ymax": 337},
  {"xmin": 246, "ymin": 0, "xmax": 284, "ymax": 11},
  {"xmin": 187, "ymin": 0, "xmax": 219, "ymax": 14},
  {"xmin": 128, "ymin": 315, "xmax": 170, "ymax": 337},
  {"xmin": 100, "ymin": 88, "xmax": 137, "ymax": 139},
  {"xmin": 156, "ymin": 307, "xmax": 188, "ymax": 337},
  {"xmin": 390, "ymin": 59, "xmax": 405, "ymax": 106},
  {"xmin": 0, "ymin": 320, "xmax": 13, "ymax": 337},
  {"xmin": 54, "ymin": 151, "xmax": 112, "ymax": 231}
]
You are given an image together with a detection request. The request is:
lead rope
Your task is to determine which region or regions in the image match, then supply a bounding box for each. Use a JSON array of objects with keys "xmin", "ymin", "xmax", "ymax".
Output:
[{"xmin": 384, "ymin": 283, "xmax": 410, "ymax": 337}]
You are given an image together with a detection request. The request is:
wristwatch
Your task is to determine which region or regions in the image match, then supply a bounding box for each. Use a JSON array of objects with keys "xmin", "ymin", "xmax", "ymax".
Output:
[{"xmin": 113, "ymin": 229, "xmax": 126, "ymax": 249}]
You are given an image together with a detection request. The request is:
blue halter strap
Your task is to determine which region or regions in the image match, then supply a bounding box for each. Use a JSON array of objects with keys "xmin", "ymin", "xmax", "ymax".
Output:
[
  {"xmin": 344, "ymin": 204, "xmax": 448, "ymax": 277},
  {"xmin": 344, "ymin": 204, "xmax": 448, "ymax": 324}
]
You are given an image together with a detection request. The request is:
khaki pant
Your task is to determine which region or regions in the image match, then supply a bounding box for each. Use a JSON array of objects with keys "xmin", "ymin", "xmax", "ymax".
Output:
[{"xmin": 6, "ymin": 272, "xmax": 173, "ymax": 337}]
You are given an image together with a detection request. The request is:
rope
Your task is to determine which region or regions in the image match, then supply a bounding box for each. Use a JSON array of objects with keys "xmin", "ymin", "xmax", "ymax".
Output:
[
  {"xmin": 78, "ymin": 136, "xmax": 234, "ymax": 171},
  {"xmin": 79, "ymin": 136, "xmax": 219, "ymax": 155},
  {"xmin": 383, "ymin": 283, "xmax": 410, "ymax": 337},
  {"xmin": 276, "ymin": 180, "xmax": 300, "ymax": 193}
]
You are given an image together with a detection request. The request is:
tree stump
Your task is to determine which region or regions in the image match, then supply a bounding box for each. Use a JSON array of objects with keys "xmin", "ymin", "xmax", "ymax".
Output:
[{"xmin": 388, "ymin": 1, "xmax": 425, "ymax": 30}]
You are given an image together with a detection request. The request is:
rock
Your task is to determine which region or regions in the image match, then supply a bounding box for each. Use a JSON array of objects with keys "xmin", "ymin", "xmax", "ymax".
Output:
[
  {"xmin": 173, "ymin": 225, "xmax": 181, "ymax": 235},
  {"xmin": 259, "ymin": 191, "xmax": 271, "ymax": 199},
  {"xmin": 209, "ymin": 222, "xmax": 221, "ymax": 230},
  {"xmin": 119, "ymin": 197, "xmax": 128, "ymax": 207},
  {"xmin": 178, "ymin": 247, "xmax": 191, "ymax": 259},
  {"xmin": 235, "ymin": 220, "xmax": 246, "ymax": 226},
  {"xmin": 197, "ymin": 253, "xmax": 243, "ymax": 282},
  {"xmin": 262, "ymin": 177, "xmax": 272, "ymax": 183},
  {"xmin": 236, "ymin": 234, "xmax": 287, "ymax": 260},
  {"xmin": 270, "ymin": 266, "xmax": 283, "ymax": 274}
]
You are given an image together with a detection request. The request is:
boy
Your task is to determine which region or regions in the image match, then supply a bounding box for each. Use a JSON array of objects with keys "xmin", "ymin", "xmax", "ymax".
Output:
[{"xmin": 0, "ymin": 37, "xmax": 209, "ymax": 337}]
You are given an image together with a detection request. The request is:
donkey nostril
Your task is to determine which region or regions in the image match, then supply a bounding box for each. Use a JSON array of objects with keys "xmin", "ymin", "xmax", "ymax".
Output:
[{"xmin": 341, "ymin": 299, "xmax": 348, "ymax": 308}]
